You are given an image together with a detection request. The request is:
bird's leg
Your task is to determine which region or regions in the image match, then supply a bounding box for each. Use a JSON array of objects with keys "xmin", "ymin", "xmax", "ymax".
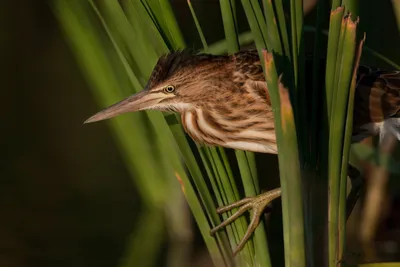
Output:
[{"xmin": 210, "ymin": 188, "xmax": 281, "ymax": 256}]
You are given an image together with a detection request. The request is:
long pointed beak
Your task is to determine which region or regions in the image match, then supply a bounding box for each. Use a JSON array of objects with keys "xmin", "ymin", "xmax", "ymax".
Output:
[{"xmin": 84, "ymin": 90, "xmax": 161, "ymax": 124}]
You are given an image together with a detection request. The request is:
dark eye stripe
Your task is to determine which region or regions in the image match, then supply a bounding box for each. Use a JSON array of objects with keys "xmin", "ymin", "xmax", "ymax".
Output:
[{"xmin": 149, "ymin": 88, "xmax": 166, "ymax": 94}]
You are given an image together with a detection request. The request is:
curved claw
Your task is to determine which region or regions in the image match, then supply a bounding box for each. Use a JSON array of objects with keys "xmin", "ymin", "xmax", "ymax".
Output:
[
  {"xmin": 210, "ymin": 202, "xmax": 253, "ymax": 235},
  {"xmin": 210, "ymin": 188, "xmax": 282, "ymax": 257},
  {"xmin": 232, "ymin": 205, "xmax": 262, "ymax": 256}
]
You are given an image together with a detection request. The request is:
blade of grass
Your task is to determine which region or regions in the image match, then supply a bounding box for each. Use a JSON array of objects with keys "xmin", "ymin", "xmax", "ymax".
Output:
[
  {"xmin": 124, "ymin": 0, "xmax": 169, "ymax": 56},
  {"xmin": 220, "ymin": 0, "xmax": 239, "ymax": 53},
  {"xmin": 143, "ymin": 0, "xmax": 186, "ymax": 49},
  {"xmin": 325, "ymin": 7, "xmax": 345, "ymax": 119},
  {"xmin": 208, "ymin": 147, "xmax": 255, "ymax": 266},
  {"xmin": 187, "ymin": 0, "xmax": 208, "ymax": 51},
  {"xmin": 167, "ymin": 120, "xmax": 234, "ymax": 265},
  {"xmin": 241, "ymin": 0, "xmax": 269, "ymax": 52},
  {"xmin": 273, "ymin": 0, "xmax": 292, "ymax": 62},
  {"xmin": 262, "ymin": 0, "xmax": 283, "ymax": 56},
  {"xmin": 327, "ymin": 15, "xmax": 359, "ymax": 267},
  {"xmin": 234, "ymin": 150, "xmax": 271, "ymax": 266},
  {"xmin": 244, "ymin": 151, "xmax": 259, "ymax": 193},
  {"xmin": 332, "ymin": 0, "xmax": 342, "ymax": 9},
  {"xmin": 337, "ymin": 33, "xmax": 365, "ymax": 265},
  {"xmin": 263, "ymin": 50, "xmax": 306, "ymax": 267}
]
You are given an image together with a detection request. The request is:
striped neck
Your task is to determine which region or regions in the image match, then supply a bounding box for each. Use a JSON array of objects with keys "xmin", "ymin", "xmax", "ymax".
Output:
[{"xmin": 181, "ymin": 107, "xmax": 278, "ymax": 154}]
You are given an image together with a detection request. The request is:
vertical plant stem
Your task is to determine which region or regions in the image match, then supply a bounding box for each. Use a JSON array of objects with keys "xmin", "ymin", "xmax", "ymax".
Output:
[
  {"xmin": 327, "ymin": 15, "xmax": 359, "ymax": 267},
  {"xmin": 263, "ymin": 51, "xmax": 306, "ymax": 267},
  {"xmin": 337, "ymin": 32, "xmax": 365, "ymax": 267},
  {"xmin": 187, "ymin": 0, "xmax": 208, "ymax": 51},
  {"xmin": 220, "ymin": 0, "xmax": 239, "ymax": 53}
]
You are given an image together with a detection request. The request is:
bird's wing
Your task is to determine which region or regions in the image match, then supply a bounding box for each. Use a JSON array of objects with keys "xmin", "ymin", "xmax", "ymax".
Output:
[
  {"xmin": 352, "ymin": 66, "xmax": 400, "ymax": 141},
  {"xmin": 354, "ymin": 66, "xmax": 400, "ymax": 126},
  {"xmin": 232, "ymin": 50, "xmax": 265, "ymax": 81}
]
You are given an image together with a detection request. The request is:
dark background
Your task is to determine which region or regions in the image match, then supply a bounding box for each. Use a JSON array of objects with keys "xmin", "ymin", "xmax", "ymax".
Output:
[{"xmin": 2, "ymin": 0, "xmax": 400, "ymax": 266}]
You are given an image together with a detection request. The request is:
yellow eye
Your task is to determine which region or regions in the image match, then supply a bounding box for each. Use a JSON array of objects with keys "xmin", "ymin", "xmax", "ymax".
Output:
[{"xmin": 164, "ymin": 85, "xmax": 175, "ymax": 93}]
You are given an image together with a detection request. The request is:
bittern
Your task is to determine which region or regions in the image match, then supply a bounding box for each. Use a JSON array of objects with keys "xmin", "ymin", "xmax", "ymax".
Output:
[{"xmin": 85, "ymin": 49, "xmax": 400, "ymax": 255}]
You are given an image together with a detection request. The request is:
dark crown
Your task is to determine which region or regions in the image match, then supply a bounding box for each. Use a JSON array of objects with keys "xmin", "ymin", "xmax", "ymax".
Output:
[{"xmin": 145, "ymin": 49, "xmax": 228, "ymax": 89}]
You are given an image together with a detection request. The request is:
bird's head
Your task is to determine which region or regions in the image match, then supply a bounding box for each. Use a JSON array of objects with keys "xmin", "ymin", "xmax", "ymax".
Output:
[{"xmin": 84, "ymin": 49, "xmax": 231, "ymax": 124}]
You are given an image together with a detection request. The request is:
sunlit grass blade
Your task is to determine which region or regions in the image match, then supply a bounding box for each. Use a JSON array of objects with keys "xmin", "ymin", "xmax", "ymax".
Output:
[
  {"xmin": 123, "ymin": 0, "xmax": 168, "ymax": 55},
  {"xmin": 337, "ymin": 33, "xmax": 365, "ymax": 264},
  {"xmin": 325, "ymin": 7, "xmax": 345, "ymax": 118},
  {"xmin": 240, "ymin": 0, "xmax": 269, "ymax": 52},
  {"xmin": 326, "ymin": 12, "xmax": 360, "ymax": 266},
  {"xmin": 142, "ymin": 0, "xmax": 186, "ymax": 49},
  {"xmin": 198, "ymin": 147, "xmax": 240, "ymax": 246},
  {"xmin": 98, "ymin": 0, "xmax": 157, "ymax": 80},
  {"xmin": 187, "ymin": 0, "xmax": 208, "ymax": 51},
  {"xmin": 207, "ymin": 147, "xmax": 256, "ymax": 266},
  {"xmin": 263, "ymin": 50, "xmax": 306, "ymax": 267},
  {"xmin": 234, "ymin": 150, "xmax": 271, "ymax": 266},
  {"xmin": 262, "ymin": 1, "xmax": 283, "ymax": 56},
  {"xmin": 332, "ymin": 0, "xmax": 342, "ymax": 9},
  {"xmin": 220, "ymin": 0, "xmax": 239, "ymax": 53}
]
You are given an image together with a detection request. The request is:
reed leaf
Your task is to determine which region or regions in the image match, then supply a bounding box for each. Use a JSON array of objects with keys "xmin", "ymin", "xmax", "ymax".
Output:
[
  {"xmin": 187, "ymin": 0, "xmax": 208, "ymax": 51},
  {"xmin": 240, "ymin": 0, "xmax": 269, "ymax": 52},
  {"xmin": 219, "ymin": 0, "xmax": 239, "ymax": 53},
  {"xmin": 263, "ymin": 51, "xmax": 306, "ymax": 267},
  {"xmin": 324, "ymin": 9, "xmax": 361, "ymax": 266}
]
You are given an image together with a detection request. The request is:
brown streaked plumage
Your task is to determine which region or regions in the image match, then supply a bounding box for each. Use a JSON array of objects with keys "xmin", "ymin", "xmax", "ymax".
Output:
[
  {"xmin": 352, "ymin": 65, "xmax": 400, "ymax": 142},
  {"xmin": 84, "ymin": 49, "xmax": 400, "ymax": 256}
]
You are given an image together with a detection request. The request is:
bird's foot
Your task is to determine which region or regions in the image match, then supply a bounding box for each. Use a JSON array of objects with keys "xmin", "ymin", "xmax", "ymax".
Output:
[{"xmin": 210, "ymin": 188, "xmax": 281, "ymax": 256}]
